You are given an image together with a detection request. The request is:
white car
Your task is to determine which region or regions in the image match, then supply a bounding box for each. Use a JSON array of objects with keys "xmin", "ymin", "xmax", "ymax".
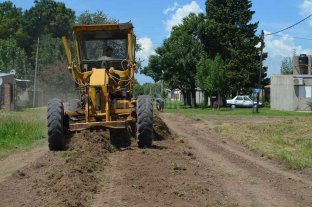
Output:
[{"xmin": 226, "ymin": 95, "xmax": 262, "ymax": 108}]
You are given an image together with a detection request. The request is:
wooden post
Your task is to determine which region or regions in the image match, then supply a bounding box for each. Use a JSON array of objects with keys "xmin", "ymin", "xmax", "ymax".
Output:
[
  {"xmin": 33, "ymin": 37, "xmax": 39, "ymax": 108},
  {"xmin": 257, "ymin": 30, "xmax": 264, "ymax": 113}
]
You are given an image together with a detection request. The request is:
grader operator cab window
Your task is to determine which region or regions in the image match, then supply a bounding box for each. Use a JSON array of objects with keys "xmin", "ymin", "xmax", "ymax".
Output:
[{"xmin": 78, "ymin": 30, "xmax": 128, "ymax": 71}]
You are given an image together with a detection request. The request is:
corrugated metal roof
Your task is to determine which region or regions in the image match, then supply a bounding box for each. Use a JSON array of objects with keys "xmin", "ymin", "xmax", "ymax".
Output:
[{"xmin": 0, "ymin": 72, "xmax": 13, "ymax": 77}]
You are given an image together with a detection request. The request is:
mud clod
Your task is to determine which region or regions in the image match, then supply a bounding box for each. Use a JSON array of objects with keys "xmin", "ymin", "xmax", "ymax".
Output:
[{"xmin": 153, "ymin": 114, "xmax": 171, "ymax": 140}]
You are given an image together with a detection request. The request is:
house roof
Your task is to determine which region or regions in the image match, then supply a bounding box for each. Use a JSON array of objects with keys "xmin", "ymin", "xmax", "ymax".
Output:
[{"xmin": 0, "ymin": 72, "xmax": 13, "ymax": 77}]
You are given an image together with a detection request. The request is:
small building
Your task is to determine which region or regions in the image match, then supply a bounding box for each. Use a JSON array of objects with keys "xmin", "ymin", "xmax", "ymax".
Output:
[
  {"xmin": 0, "ymin": 73, "xmax": 16, "ymax": 111},
  {"xmin": 271, "ymin": 54, "xmax": 312, "ymax": 111},
  {"xmin": 169, "ymin": 89, "xmax": 182, "ymax": 101},
  {"xmin": 271, "ymin": 75, "xmax": 312, "ymax": 111}
]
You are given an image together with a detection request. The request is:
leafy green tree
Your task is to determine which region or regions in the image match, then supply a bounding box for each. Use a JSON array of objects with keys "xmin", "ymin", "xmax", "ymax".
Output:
[
  {"xmin": 24, "ymin": 0, "xmax": 75, "ymax": 38},
  {"xmin": 133, "ymin": 79, "xmax": 144, "ymax": 97},
  {"xmin": 77, "ymin": 11, "xmax": 118, "ymax": 24},
  {"xmin": 280, "ymin": 57, "xmax": 293, "ymax": 75},
  {"xmin": 0, "ymin": 38, "xmax": 28, "ymax": 78},
  {"xmin": 22, "ymin": 0, "xmax": 75, "ymax": 55},
  {"xmin": 197, "ymin": 55, "xmax": 226, "ymax": 106},
  {"xmin": 0, "ymin": 1, "xmax": 24, "ymax": 44},
  {"xmin": 143, "ymin": 13, "xmax": 203, "ymax": 107},
  {"xmin": 203, "ymin": 0, "xmax": 262, "ymax": 94},
  {"xmin": 37, "ymin": 35, "xmax": 67, "ymax": 66}
]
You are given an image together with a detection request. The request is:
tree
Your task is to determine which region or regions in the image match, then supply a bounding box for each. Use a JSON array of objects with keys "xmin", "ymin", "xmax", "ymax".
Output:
[
  {"xmin": 23, "ymin": 0, "xmax": 75, "ymax": 55},
  {"xmin": 77, "ymin": 11, "xmax": 118, "ymax": 24},
  {"xmin": 143, "ymin": 13, "xmax": 203, "ymax": 107},
  {"xmin": 0, "ymin": 38, "xmax": 28, "ymax": 78},
  {"xmin": 24, "ymin": 0, "xmax": 75, "ymax": 38},
  {"xmin": 280, "ymin": 57, "xmax": 293, "ymax": 75},
  {"xmin": 0, "ymin": 1, "xmax": 24, "ymax": 44},
  {"xmin": 203, "ymin": 0, "xmax": 262, "ymax": 95},
  {"xmin": 197, "ymin": 54, "xmax": 227, "ymax": 106}
]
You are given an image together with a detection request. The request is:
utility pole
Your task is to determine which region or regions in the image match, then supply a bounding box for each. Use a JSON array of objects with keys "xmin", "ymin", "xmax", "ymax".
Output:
[
  {"xmin": 161, "ymin": 70, "xmax": 164, "ymax": 98},
  {"xmin": 257, "ymin": 30, "xmax": 264, "ymax": 113},
  {"xmin": 33, "ymin": 37, "xmax": 39, "ymax": 108}
]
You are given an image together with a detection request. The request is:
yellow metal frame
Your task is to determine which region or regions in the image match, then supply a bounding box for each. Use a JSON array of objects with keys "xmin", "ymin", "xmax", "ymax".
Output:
[{"xmin": 62, "ymin": 23, "xmax": 136, "ymax": 131}]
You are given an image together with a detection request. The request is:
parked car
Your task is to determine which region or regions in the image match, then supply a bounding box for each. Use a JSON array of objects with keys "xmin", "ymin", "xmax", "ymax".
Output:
[{"xmin": 226, "ymin": 95, "xmax": 262, "ymax": 108}]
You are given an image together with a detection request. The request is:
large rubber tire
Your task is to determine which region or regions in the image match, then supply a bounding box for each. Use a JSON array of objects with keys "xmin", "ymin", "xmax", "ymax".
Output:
[
  {"xmin": 136, "ymin": 95, "xmax": 153, "ymax": 148},
  {"xmin": 47, "ymin": 99, "xmax": 65, "ymax": 151},
  {"xmin": 109, "ymin": 128, "xmax": 131, "ymax": 148}
]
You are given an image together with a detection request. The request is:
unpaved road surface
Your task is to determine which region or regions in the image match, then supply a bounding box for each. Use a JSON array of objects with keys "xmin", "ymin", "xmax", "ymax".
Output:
[
  {"xmin": 0, "ymin": 143, "xmax": 48, "ymax": 183},
  {"xmin": 160, "ymin": 113, "xmax": 312, "ymax": 207},
  {"xmin": 0, "ymin": 113, "xmax": 311, "ymax": 207}
]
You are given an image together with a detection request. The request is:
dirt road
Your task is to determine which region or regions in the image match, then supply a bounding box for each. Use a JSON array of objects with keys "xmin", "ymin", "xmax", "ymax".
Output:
[
  {"xmin": 160, "ymin": 113, "xmax": 312, "ymax": 207},
  {"xmin": 0, "ymin": 113, "xmax": 311, "ymax": 207}
]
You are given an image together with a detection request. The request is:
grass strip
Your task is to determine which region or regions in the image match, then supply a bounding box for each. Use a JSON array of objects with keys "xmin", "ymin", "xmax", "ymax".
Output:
[{"xmin": 0, "ymin": 108, "xmax": 47, "ymax": 156}]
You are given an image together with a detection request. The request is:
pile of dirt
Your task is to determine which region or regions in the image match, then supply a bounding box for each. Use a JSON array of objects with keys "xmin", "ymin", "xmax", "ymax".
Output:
[
  {"xmin": 153, "ymin": 114, "xmax": 172, "ymax": 140},
  {"xmin": 34, "ymin": 131, "xmax": 112, "ymax": 207},
  {"xmin": 0, "ymin": 131, "xmax": 112, "ymax": 207}
]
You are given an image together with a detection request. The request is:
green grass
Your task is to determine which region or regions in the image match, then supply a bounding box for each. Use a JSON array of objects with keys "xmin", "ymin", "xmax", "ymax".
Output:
[
  {"xmin": 218, "ymin": 119, "xmax": 312, "ymax": 170},
  {"xmin": 165, "ymin": 101, "xmax": 310, "ymax": 119},
  {"xmin": 0, "ymin": 108, "xmax": 47, "ymax": 156},
  {"xmin": 166, "ymin": 101, "xmax": 312, "ymax": 171}
]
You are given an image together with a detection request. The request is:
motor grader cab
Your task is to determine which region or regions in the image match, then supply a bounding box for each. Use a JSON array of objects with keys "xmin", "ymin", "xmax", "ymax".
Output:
[{"xmin": 47, "ymin": 23, "xmax": 153, "ymax": 150}]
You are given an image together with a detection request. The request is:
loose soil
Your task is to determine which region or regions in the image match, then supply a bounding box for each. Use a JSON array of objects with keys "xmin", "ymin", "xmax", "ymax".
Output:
[
  {"xmin": 0, "ymin": 113, "xmax": 311, "ymax": 207},
  {"xmin": 0, "ymin": 143, "xmax": 48, "ymax": 183},
  {"xmin": 0, "ymin": 131, "xmax": 111, "ymax": 207}
]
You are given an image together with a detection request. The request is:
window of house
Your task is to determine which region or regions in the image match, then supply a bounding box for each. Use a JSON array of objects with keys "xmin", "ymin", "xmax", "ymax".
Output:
[{"xmin": 298, "ymin": 86, "xmax": 311, "ymax": 98}]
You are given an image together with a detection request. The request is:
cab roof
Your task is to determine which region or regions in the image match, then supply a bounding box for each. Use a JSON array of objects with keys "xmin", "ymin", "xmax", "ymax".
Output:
[{"xmin": 73, "ymin": 22, "xmax": 133, "ymax": 33}]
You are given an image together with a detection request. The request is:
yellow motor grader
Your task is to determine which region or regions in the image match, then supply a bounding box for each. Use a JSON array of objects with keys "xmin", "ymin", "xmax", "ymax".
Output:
[{"xmin": 47, "ymin": 23, "xmax": 153, "ymax": 150}]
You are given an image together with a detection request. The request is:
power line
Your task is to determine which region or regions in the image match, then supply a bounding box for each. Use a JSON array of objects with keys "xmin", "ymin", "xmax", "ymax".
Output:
[
  {"xmin": 265, "ymin": 14, "xmax": 312, "ymax": 36},
  {"xmin": 270, "ymin": 34, "xmax": 312, "ymax": 41}
]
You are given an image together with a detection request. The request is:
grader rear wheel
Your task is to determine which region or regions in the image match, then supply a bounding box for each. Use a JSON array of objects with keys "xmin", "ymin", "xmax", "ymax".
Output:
[
  {"xmin": 136, "ymin": 95, "xmax": 153, "ymax": 148},
  {"xmin": 47, "ymin": 99, "xmax": 66, "ymax": 151}
]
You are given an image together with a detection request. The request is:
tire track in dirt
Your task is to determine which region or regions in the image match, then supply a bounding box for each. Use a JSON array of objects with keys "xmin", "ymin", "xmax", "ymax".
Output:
[
  {"xmin": 91, "ymin": 115, "xmax": 237, "ymax": 207},
  {"xmin": 161, "ymin": 113, "xmax": 312, "ymax": 207},
  {"xmin": 92, "ymin": 140, "xmax": 236, "ymax": 207}
]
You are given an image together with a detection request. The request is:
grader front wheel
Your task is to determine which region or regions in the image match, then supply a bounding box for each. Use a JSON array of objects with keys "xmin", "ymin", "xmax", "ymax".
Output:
[
  {"xmin": 47, "ymin": 99, "xmax": 66, "ymax": 151},
  {"xmin": 136, "ymin": 95, "xmax": 153, "ymax": 148}
]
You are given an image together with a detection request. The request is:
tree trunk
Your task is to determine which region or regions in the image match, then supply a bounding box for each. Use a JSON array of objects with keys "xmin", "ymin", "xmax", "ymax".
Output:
[
  {"xmin": 204, "ymin": 92, "xmax": 209, "ymax": 108},
  {"xmin": 182, "ymin": 90, "xmax": 187, "ymax": 106},
  {"xmin": 190, "ymin": 86, "xmax": 196, "ymax": 108},
  {"xmin": 186, "ymin": 90, "xmax": 191, "ymax": 107},
  {"xmin": 217, "ymin": 91, "xmax": 221, "ymax": 109}
]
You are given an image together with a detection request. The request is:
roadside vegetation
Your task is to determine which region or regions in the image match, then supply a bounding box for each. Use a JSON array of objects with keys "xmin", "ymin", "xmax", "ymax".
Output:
[
  {"xmin": 0, "ymin": 108, "xmax": 46, "ymax": 156},
  {"xmin": 143, "ymin": 0, "xmax": 269, "ymax": 108},
  {"xmin": 166, "ymin": 101, "xmax": 312, "ymax": 171}
]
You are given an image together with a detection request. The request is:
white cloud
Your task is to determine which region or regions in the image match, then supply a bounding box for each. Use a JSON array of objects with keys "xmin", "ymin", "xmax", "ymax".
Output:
[
  {"xmin": 163, "ymin": 2, "xmax": 178, "ymax": 15},
  {"xmin": 264, "ymin": 31, "xmax": 312, "ymax": 75},
  {"xmin": 137, "ymin": 37, "xmax": 155, "ymax": 64},
  {"xmin": 136, "ymin": 37, "xmax": 156, "ymax": 84},
  {"xmin": 299, "ymin": 0, "xmax": 312, "ymax": 27},
  {"xmin": 164, "ymin": 1, "xmax": 202, "ymax": 33}
]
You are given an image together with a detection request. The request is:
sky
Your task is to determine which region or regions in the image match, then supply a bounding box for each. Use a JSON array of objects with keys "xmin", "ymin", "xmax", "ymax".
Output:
[{"xmin": 5, "ymin": 0, "xmax": 312, "ymax": 84}]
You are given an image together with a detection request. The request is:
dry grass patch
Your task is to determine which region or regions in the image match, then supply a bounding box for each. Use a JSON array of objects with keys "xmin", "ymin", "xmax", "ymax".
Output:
[{"xmin": 216, "ymin": 117, "xmax": 312, "ymax": 170}]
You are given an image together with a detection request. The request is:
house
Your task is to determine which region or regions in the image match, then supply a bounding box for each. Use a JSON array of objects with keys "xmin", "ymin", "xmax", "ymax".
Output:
[
  {"xmin": 0, "ymin": 73, "xmax": 16, "ymax": 111},
  {"xmin": 271, "ymin": 54, "xmax": 312, "ymax": 111}
]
